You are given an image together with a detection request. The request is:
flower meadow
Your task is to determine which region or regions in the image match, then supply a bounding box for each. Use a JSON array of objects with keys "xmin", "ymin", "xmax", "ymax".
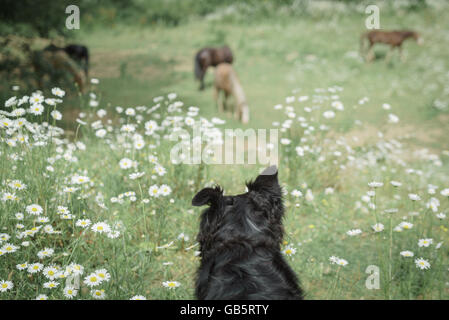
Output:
[{"xmin": 1, "ymin": 81, "xmax": 448, "ymax": 300}]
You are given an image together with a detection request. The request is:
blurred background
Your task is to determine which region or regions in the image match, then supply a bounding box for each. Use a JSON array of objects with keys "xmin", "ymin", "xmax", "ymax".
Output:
[{"xmin": 0, "ymin": 0, "xmax": 447, "ymax": 139}]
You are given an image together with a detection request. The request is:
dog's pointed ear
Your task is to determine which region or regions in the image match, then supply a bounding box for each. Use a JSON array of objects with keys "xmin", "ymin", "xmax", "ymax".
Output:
[
  {"xmin": 192, "ymin": 187, "xmax": 223, "ymax": 207},
  {"xmin": 247, "ymin": 165, "xmax": 280, "ymax": 192}
]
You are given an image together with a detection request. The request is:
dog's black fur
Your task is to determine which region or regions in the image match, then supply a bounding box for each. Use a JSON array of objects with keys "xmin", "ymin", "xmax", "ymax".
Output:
[{"xmin": 192, "ymin": 165, "xmax": 303, "ymax": 300}]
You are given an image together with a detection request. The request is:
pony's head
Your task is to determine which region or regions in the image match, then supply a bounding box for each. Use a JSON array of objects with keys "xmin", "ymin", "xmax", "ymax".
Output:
[{"xmin": 414, "ymin": 32, "xmax": 424, "ymax": 45}]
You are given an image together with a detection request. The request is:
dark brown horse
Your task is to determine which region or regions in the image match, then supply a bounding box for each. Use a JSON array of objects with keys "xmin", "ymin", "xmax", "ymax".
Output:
[
  {"xmin": 44, "ymin": 44, "xmax": 89, "ymax": 77},
  {"xmin": 194, "ymin": 46, "xmax": 233, "ymax": 90},
  {"xmin": 360, "ymin": 30, "xmax": 423, "ymax": 62}
]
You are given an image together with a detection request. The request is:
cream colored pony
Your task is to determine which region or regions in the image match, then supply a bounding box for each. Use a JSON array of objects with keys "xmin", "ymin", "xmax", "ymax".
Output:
[{"xmin": 214, "ymin": 63, "xmax": 249, "ymax": 124}]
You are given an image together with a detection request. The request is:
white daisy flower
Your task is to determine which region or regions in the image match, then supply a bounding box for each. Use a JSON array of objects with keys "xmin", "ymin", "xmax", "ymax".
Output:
[
  {"xmin": 162, "ymin": 281, "xmax": 180, "ymax": 289},
  {"xmin": 400, "ymin": 251, "xmax": 414, "ymax": 257},
  {"xmin": 415, "ymin": 258, "xmax": 430, "ymax": 270},
  {"xmin": 26, "ymin": 204, "xmax": 43, "ymax": 215}
]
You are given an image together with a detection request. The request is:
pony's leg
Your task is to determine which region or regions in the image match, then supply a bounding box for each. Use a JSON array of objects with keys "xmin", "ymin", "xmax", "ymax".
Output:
[
  {"xmin": 224, "ymin": 92, "xmax": 232, "ymax": 116},
  {"xmin": 199, "ymin": 73, "xmax": 205, "ymax": 90},
  {"xmin": 398, "ymin": 46, "xmax": 405, "ymax": 62},
  {"xmin": 385, "ymin": 46, "xmax": 394, "ymax": 64},
  {"xmin": 366, "ymin": 43, "xmax": 375, "ymax": 62},
  {"xmin": 216, "ymin": 88, "xmax": 224, "ymax": 113}
]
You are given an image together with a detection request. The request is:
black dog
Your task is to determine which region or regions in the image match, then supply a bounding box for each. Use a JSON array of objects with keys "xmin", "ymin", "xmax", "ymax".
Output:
[{"xmin": 192, "ymin": 165, "xmax": 303, "ymax": 300}]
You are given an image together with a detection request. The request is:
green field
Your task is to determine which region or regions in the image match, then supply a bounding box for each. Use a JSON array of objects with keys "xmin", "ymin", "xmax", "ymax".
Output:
[{"xmin": 1, "ymin": 1, "xmax": 449, "ymax": 300}]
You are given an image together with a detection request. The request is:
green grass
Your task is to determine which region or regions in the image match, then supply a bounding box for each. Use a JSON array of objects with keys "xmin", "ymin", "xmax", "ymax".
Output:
[{"xmin": 1, "ymin": 3, "xmax": 449, "ymax": 300}]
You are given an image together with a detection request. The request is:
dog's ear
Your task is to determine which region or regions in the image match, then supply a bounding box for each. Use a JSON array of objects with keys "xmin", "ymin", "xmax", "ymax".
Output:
[
  {"xmin": 192, "ymin": 186, "xmax": 223, "ymax": 207},
  {"xmin": 246, "ymin": 165, "xmax": 279, "ymax": 192}
]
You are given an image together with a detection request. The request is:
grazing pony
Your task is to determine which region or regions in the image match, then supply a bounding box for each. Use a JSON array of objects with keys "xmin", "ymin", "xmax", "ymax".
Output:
[
  {"xmin": 44, "ymin": 44, "xmax": 89, "ymax": 77},
  {"xmin": 33, "ymin": 49, "xmax": 85, "ymax": 92},
  {"xmin": 360, "ymin": 30, "xmax": 423, "ymax": 62},
  {"xmin": 214, "ymin": 63, "xmax": 249, "ymax": 124},
  {"xmin": 192, "ymin": 165, "xmax": 304, "ymax": 300},
  {"xmin": 194, "ymin": 46, "xmax": 233, "ymax": 90}
]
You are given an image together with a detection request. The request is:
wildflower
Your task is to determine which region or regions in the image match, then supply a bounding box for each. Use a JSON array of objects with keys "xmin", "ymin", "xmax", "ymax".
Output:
[
  {"xmin": 5, "ymin": 96, "xmax": 17, "ymax": 107},
  {"xmin": 282, "ymin": 245, "xmax": 297, "ymax": 256},
  {"xmin": 149, "ymin": 185, "xmax": 160, "ymax": 197},
  {"xmin": 291, "ymin": 189, "xmax": 303, "ymax": 197},
  {"xmin": 388, "ymin": 114, "xmax": 399, "ymax": 123},
  {"xmin": 51, "ymin": 87, "xmax": 65, "ymax": 97},
  {"xmin": 84, "ymin": 273, "xmax": 102, "ymax": 287},
  {"xmin": 408, "ymin": 193, "xmax": 421, "ymax": 201},
  {"xmin": 36, "ymin": 216, "xmax": 49, "ymax": 223},
  {"xmin": 130, "ymin": 295, "xmax": 147, "ymax": 300},
  {"xmin": 398, "ymin": 222, "xmax": 413, "ymax": 230},
  {"xmin": 28, "ymin": 263, "xmax": 44, "ymax": 273},
  {"xmin": 119, "ymin": 158, "xmax": 134, "ymax": 169},
  {"xmin": 91, "ymin": 222, "xmax": 111, "ymax": 234},
  {"xmin": 91, "ymin": 289, "xmax": 106, "ymax": 299},
  {"xmin": 29, "ymin": 104, "xmax": 44, "ymax": 115},
  {"xmin": 400, "ymin": 251, "xmax": 414, "ymax": 257},
  {"xmin": 9, "ymin": 180, "xmax": 27, "ymax": 190},
  {"xmin": 95, "ymin": 269, "xmax": 111, "ymax": 282},
  {"xmin": 63, "ymin": 286, "xmax": 78, "ymax": 299},
  {"xmin": 0, "ymin": 280, "xmax": 13, "ymax": 292},
  {"xmin": 37, "ymin": 248, "xmax": 54, "ymax": 259},
  {"xmin": 440, "ymin": 188, "xmax": 449, "ymax": 197},
  {"xmin": 346, "ymin": 229, "xmax": 362, "ymax": 236},
  {"xmin": 372, "ymin": 223, "xmax": 384, "ymax": 232},
  {"xmin": 2, "ymin": 243, "xmax": 19, "ymax": 254},
  {"xmin": 0, "ymin": 233, "xmax": 10, "ymax": 242},
  {"xmin": 336, "ymin": 258, "xmax": 348, "ymax": 267},
  {"xmin": 16, "ymin": 262, "xmax": 28, "ymax": 270},
  {"xmin": 75, "ymin": 219, "xmax": 91, "ymax": 228},
  {"xmin": 159, "ymin": 184, "xmax": 172, "ymax": 196},
  {"xmin": 436, "ymin": 213, "xmax": 446, "ymax": 219},
  {"xmin": 154, "ymin": 165, "xmax": 166, "ymax": 176},
  {"xmin": 415, "ymin": 258, "xmax": 431, "ymax": 270},
  {"xmin": 26, "ymin": 204, "xmax": 43, "ymax": 215},
  {"xmin": 368, "ymin": 181, "xmax": 383, "ymax": 188},
  {"xmin": 43, "ymin": 281, "xmax": 59, "ymax": 289},
  {"xmin": 329, "ymin": 256, "xmax": 339, "ymax": 264},
  {"xmin": 418, "ymin": 239, "xmax": 433, "ymax": 247},
  {"xmin": 43, "ymin": 266, "xmax": 59, "ymax": 280},
  {"xmin": 323, "ymin": 110, "xmax": 335, "ymax": 119},
  {"xmin": 57, "ymin": 206, "xmax": 70, "ymax": 215},
  {"xmin": 163, "ymin": 281, "xmax": 181, "ymax": 289},
  {"xmin": 305, "ymin": 189, "xmax": 314, "ymax": 201},
  {"xmin": 35, "ymin": 294, "xmax": 48, "ymax": 300},
  {"xmin": 68, "ymin": 263, "xmax": 84, "ymax": 276}
]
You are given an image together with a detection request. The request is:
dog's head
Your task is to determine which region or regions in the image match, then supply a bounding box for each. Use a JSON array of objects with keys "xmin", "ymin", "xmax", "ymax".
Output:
[{"xmin": 192, "ymin": 165, "xmax": 285, "ymax": 251}]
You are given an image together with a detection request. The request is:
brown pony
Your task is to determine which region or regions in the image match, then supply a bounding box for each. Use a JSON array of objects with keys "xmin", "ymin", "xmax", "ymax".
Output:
[
  {"xmin": 360, "ymin": 30, "xmax": 423, "ymax": 62},
  {"xmin": 214, "ymin": 63, "xmax": 249, "ymax": 124},
  {"xmin": 32, "ymin": 49, "xmax": 85, "ymax": 92},
  {"xmin": 194, "ymin": 46, "xmax": 233, "ymax": 90}
]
